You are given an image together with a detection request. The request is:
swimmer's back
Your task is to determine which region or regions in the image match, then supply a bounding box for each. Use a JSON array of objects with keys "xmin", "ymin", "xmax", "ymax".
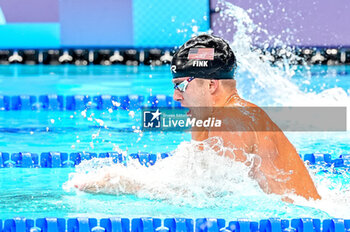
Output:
[{"xmin": 216, "ymin": 99, "xmax": 321, "ymax": 199}]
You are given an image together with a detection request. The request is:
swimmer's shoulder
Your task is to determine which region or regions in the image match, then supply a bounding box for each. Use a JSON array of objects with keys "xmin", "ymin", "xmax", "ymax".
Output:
[{"xmin": 233, "ymin": 99, "xmax": 281, "ymax": 132}]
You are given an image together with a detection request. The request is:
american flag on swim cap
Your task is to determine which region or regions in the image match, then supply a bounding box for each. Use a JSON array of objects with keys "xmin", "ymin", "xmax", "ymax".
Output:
[{"xmin": 188, "ymin": 48, "xmax": 214, "ymax": 60}]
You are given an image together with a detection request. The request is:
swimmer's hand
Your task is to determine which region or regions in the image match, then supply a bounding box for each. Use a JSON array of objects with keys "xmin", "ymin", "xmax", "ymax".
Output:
[
  {"xmin": 73, "ymin": 172, "xmax": 110, "ymax": 193},
  {"xmin": 73, "ymin": 172, "xmax": 141, "ymax": 195},
  {"xmin": 281, "ymin": 196, "xmax": 294, "ymax": 204}
]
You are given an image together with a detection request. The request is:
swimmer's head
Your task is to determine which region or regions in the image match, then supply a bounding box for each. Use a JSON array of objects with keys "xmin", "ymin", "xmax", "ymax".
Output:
[
  {"xmin": 171, "ymin": 34, "xmax": 237, "ymax": 80},
  {"xmin": 172, "ymin": 34, "xmax": 239, "ymax": 112}
]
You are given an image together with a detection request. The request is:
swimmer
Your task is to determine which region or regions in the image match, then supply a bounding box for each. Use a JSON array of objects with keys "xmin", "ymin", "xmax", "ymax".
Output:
[
  {"xmin": 75, "ymin": 34, "xmax": 320, "ymax": 202},
  {"xmin": 171, "ymin": 34, "xmax": 321, "ymax": 201}
]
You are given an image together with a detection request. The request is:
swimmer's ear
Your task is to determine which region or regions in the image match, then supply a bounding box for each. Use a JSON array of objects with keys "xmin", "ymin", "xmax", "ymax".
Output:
[{"xmin": 208, "ymin": 79, "xmax": 219, "ymax": 94}]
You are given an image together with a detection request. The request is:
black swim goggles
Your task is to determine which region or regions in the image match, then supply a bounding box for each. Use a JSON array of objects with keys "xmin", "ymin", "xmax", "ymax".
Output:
[{"xmin": 173, "ymin": 77, "xmax": 195, "ymax": 92}]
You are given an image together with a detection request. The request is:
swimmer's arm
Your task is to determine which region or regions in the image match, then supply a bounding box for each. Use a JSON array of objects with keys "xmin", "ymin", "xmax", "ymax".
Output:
[
  {"xmin": 191, "ymin": 130, "xmax": 209, "ymax": 141},
  {"xmin": 255, "ymin": 131, "xmax": 321, "ymax": 200},
  {"xmin": 74, "ymin": 172, "xmax": 142, "ymax": 195}
]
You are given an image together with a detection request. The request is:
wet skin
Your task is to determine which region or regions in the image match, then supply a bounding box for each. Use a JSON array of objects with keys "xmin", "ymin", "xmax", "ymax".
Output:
[
  {"xmin": 74, "ymin": 77, "xmax": 321, "ymax": 201},
  {"xmin": 173, "ymin": 77, "xmax": 321, "ymax": 201}
]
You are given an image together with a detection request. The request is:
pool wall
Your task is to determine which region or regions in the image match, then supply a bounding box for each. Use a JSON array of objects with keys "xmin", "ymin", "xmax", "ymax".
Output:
[
  {"xmin": 0, "ymin": 0, "xmax": 210, "ymax": 49},
  {"xmin": 1, "ymin": 0, "xmax": 350, "ymax": 49}
]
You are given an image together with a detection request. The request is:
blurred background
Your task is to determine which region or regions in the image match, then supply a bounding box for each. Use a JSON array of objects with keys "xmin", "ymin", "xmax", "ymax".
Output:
[{"xmin": 0, "ymin": 0, "xmax": 349, "ymax": 64}]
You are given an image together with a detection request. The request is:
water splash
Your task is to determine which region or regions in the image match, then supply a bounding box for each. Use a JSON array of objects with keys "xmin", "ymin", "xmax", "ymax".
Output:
[
  {"xmin": 65, "ymin": 139, "xmax": 266, "ymax": 208},
  {"xmin": 0, "ymin": 7, "xmax": 6, "ymax": 25},
  {"xmin": 216, "ymin": 1, "xmax": 350, "ymax": 110},
  {"xmin": 290, "ymin": 166, "xmax": 350, "ymax": 218},
  {"xmin": 64, "ymin": 139, "xmax": 350, "ymax": 219}
]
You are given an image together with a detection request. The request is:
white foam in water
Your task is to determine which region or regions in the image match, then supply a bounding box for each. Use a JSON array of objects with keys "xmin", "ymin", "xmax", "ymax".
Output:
[
  {"xmin": 65, "ymin": 0, "xmax": 350, "ymax": 219},
  {"xmin": 64, "ymin": 139, "xmax": 349, "ymax": 218},
  {"xmin": 65, "ymin": 139, "xmax": 278, "ymax": 209}
]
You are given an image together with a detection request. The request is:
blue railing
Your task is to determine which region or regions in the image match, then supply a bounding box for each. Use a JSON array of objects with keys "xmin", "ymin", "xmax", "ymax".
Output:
[
  {"xmin": 0, "ymin": 152, "xmax": 349, "ymax": 169},
  {"xmin": 0, "ymin": 95, "xmax": 180, "ymax": 111},
  {"xmin": 1, "ymin": 217, "xmax": 350, "ymax": 232}
]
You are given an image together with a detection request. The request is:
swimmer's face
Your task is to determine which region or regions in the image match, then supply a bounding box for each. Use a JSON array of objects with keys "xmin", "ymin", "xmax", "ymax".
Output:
[{"xmin": 172, "ymin": 77, "xmax": 210, "ymax": 109}]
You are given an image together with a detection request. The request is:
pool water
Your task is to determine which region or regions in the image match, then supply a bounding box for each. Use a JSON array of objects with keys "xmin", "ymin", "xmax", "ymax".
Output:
[
  {"xmin": 0, "ymin": 167, "xmax": 342, "ymax": 220},
  {"xmin": 0, "ymin": 65, "xmax": 349, "ymax": 155},
  {"xmin": 0, "ymin": 64, "xmax": 349, "ymax": 221}
]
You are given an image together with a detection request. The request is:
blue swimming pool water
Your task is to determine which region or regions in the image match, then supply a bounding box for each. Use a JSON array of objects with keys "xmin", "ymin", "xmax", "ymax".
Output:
[
  {"xmin": 0, "ymin": 65, "xmax": 349, "ymax": 155},
  {"xmin": 0, "ymin": 110, "xmax": 187, "ymax": 154},
  {"xmin": 0, "ymin": 65, "xmax": 350, "ymax": 96},
  {"xmin": 0, "ymin": 65, "xmax": 173, "ymax": 96},
  {"xmin": 0, "ymin": 65, "xmax": 349, "ymax": 220}
]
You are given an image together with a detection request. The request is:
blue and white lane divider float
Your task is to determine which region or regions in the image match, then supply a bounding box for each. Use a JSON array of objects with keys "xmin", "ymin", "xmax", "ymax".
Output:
[
  {"xmin": 0, "ymin": 217, "xmax": 350, "ymax": 232},
  {"xmin": 0, "ymin": 152, "xmax": 349, "ymax": 169},
  {"xmin": 0, "ymin": 94, "xmax": 181, "ymax": 111},
  {"xmin": 0, "ymin": 152, "xmax": 168, "ymax": 168}
]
